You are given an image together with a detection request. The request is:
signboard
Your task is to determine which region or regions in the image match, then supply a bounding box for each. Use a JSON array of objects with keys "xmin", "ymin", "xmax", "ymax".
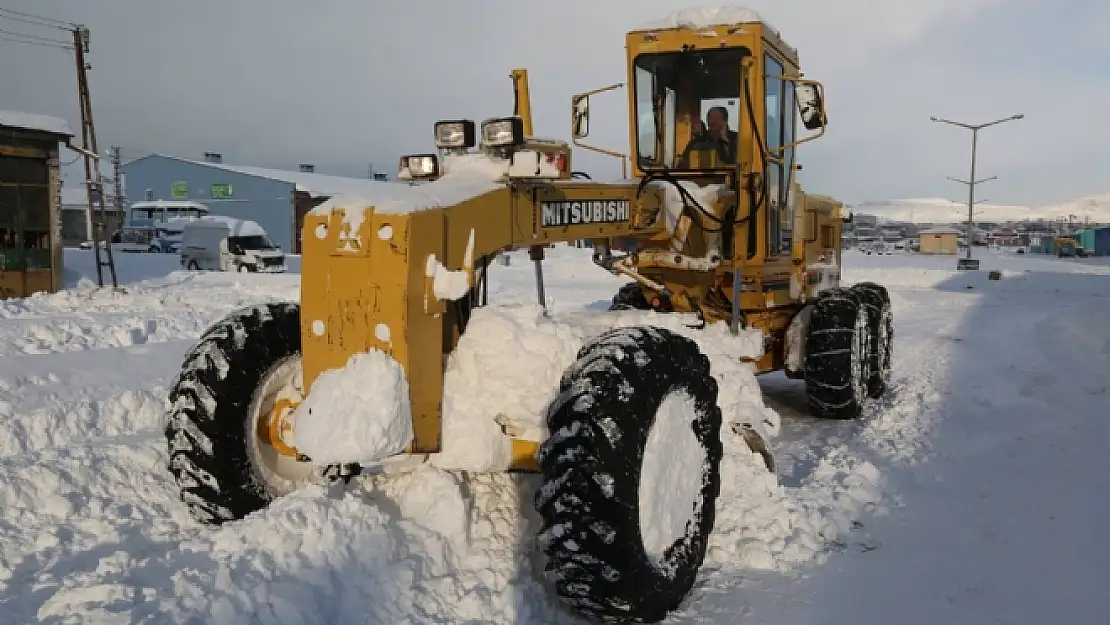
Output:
[
  {"xmin": 956, "ymin": 258, "xmax": 980, "ymax": 271},
  {"xmin": 170, "ymin": 181, "xmax": 188, "ymax": 199},
  {"xmin": 211, "ymin": 183, "xmax": 233, "ymax": 199},
  {"xmin": 540, "ymin": 200, "xmax": 630, "ymax": 227}
]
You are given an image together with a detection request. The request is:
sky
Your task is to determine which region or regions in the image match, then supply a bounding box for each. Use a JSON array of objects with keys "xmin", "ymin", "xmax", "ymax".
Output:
[{"xmin": 1, "ymin": 0, "xmax": 1108, "ymax": 207}]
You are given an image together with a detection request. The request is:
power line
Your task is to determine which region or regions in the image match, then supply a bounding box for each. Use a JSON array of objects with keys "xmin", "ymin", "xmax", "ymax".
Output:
[
  {"xmin": 0, "ymin": 6, "xmax": 75, "ymax": 30},
  {"xmin": 0, "ymin": 26, "xmax": 71, "ymax": 47}
]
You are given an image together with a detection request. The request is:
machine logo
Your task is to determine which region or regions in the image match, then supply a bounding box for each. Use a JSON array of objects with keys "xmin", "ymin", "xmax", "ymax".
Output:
[{"xmin": 540, "ymin": 200, "xmax": 630, "ymax": 227}]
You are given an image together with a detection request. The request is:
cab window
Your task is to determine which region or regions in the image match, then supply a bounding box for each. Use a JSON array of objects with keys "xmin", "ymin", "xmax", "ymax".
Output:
[
  {"xmin": 764, "ymin": 53, "xmax": 797, "ymax": 257},
  {"xmin": 633, "ymin": 47, "xmax": 750, "ymax": 170}
]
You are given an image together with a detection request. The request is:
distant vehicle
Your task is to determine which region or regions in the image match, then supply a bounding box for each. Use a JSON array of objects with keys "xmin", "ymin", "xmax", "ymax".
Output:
[
  {"xmin": 128, "ymin": 200, "xmax": 210, "ymax": 229},
  {"xmin": 180, "ymin": 217, "xmax": 286, "ymax": 273}
]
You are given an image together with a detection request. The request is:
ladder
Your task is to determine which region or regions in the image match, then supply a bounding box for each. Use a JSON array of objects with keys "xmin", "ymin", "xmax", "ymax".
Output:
[{"xmin": 72, "ymin": 25, "xmax": 118, "ymax": 289}]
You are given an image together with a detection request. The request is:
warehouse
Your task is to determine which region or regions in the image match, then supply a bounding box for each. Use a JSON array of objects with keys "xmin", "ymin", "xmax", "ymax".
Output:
[
  {"xmin": 0, "ymin": 110, "xmax": 71, "ymax": 299},
  {"xmin": 121, "ymin": 154, "xmax": 390, "ymax": 253},
  {"xmin": 917, "ymin": 226, "xmax": 960, "ymax": 255}
]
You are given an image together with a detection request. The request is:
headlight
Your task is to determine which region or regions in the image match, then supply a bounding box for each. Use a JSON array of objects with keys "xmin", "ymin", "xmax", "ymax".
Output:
[
  {"xmin": 434, "ymin": 120, "xmax": 476, "ymax": 149},
  {"xmin": 480, "ymin": 117, "xmax": 525, "ymax": 148},
  {"xmin": 399, "ymin": 153, "xmax": 439, "ymax": 179}
]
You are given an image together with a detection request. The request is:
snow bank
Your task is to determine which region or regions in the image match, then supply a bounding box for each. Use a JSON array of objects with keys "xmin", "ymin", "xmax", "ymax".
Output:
[{"xmin": 292, "ymin": 351, "xmax": 414, "ymax": 465}]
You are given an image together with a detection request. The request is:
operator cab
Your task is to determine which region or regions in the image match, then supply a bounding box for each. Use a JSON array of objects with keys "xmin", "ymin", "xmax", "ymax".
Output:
[{"xmin": 571, "ymin": 9, "xmax": 827, "ymax": 178}]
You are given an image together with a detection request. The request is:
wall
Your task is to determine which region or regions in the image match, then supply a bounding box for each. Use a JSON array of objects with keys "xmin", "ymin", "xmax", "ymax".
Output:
[
  {"xmin": 0, "ymin": 129, "xmax": 64, "ymax": 298},
  {"xmin": 122, "ymin": 156, "xmax": 297, "ymax": 251}
]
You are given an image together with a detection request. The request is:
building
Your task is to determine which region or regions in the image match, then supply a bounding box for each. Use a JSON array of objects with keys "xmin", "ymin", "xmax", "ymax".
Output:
[
  {"xmin": 60, "ymin": 184, "xmax": 125, "ymax": 247},
  {"xmin": 917, "ymin": 226, "xmax": 959, "ymax": 255},
  {"xmin": 121, "ymin": 154, "xmax": 390, "ymax": 253},
  {"xmin": 0, "ymin": 110, "xmax": 72, "ymax": 299}
]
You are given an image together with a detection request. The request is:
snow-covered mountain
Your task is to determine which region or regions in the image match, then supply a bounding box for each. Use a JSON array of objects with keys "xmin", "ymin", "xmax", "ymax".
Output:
[{"xmin": 853, "ymin": 194, "xmax": 1110, "ymax": 225}]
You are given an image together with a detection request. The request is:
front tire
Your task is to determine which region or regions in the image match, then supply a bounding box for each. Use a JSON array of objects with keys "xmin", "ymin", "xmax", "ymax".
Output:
[
  {"xmin": 164, "ymin": 302, "xmax": 318, "ymax": 524},
  {"xmin": 804, "ymin": 288, "xmax": 872, "ymax": 419},
  {"xmin": 536, "ymin": 326, "xmax": 723, "ymax": 623}
]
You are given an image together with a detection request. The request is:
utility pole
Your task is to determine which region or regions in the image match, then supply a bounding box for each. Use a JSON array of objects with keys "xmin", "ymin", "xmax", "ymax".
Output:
[
  {"xmin": 930, "ymin": 114, "xmax": 1024, "ymax": 263},
  {"xmin": 71, "ymin": 24, "xmax": 119, "ymax": 289}
]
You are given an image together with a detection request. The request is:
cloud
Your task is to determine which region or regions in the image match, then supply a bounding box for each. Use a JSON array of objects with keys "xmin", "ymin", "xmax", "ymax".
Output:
[{"xmin": 2, "ymin": 0, "xmax": 1103, "ymax": 206}]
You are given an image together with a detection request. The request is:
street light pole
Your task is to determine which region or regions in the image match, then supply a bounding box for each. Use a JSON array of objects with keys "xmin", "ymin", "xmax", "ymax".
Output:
[{"xmin": 930, "ymin": 114, "xmax": 1024, "ymax": 261}]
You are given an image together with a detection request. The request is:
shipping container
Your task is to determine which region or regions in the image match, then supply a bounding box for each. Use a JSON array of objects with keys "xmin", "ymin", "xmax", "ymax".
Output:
[
  {"xmin": 1095, "ymin": 227, "xmax": 1110, "ymax": 256},
  {"xmin": 1075, "ymin": 229, "xmax": 1096, "ymax": 254}
]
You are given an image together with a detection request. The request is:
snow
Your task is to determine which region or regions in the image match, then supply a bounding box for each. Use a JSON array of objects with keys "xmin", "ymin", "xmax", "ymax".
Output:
[
  {"xmin": 189, "ymin": 215, "xmax": 267, "ymax": 236},
  {"xmin": 2, "ymin": 245, "xmax": 1110, "ymax": 622},
  {"xmin": 639, "ymin": 389, "xmax": 706, "ymax": 573},
  {"xmin": 291, "ymin": 350, "xmax": 414, "ymax": 465},
  {"xmin": 426, "ymin": 228, "xmax": 476, "ymax": 302},
  {"xmin": 0, "ymin": 109, "xmax": 73, "ymax": 137},
  {"xmin": 632, "ymin": 6, "xmax": 773, "ymax": 33},
  {"xmin": 311, "ymin": 154, "xmax": 510, "ymax": 219},
  {"xmin": 431, "ymin": 303, "xmax": 770, "ymax": 471}
]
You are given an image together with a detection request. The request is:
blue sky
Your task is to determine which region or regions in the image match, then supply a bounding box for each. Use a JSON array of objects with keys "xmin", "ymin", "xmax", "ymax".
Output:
[{"xmin": 1, "ymin": 0, "xmax": 1106, "ymax": 206}]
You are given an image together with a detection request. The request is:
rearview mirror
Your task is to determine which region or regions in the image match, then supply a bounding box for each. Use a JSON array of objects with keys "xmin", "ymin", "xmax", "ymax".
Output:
[
  {"xmin": 795, "ymin": 82, "xmax": 826, "ymax": 131},
  {"xmin": 572, "ymin": 95, "xmax": 589, "ymax": 138}
]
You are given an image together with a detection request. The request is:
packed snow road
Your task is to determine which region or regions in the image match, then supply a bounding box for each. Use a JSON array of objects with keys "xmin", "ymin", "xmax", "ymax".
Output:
[{"xmin": 0, "ymin": 248, "xmax": 1107, "ymax": 623}]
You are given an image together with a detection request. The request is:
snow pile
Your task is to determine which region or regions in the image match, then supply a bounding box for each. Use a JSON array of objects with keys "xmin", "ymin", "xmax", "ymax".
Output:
[
  {"xmin": 292, "ymin": 350, "xmax": 413, "ymax": 465},
  {"xmin": 432, "ymin": 303, "xmax": 774, "ymax": 471}
]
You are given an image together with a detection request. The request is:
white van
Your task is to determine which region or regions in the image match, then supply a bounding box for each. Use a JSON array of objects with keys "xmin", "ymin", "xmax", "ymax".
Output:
[{"xmin": 180, "ymin": 217, "xmax": 286, "ymax": 273}]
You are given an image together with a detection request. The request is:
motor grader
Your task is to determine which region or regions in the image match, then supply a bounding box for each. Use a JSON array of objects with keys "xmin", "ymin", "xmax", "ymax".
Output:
[{"xmin": 164, "ymin": 7, "xmax": 893, "ymax": 623}]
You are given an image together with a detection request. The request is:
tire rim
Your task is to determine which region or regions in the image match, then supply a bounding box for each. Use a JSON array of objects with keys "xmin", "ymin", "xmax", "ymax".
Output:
[
  {"xmin": 245, "ymin": 355, "xmax": 315, "ymax": 493},
  {"xmin": 850, "ymin": 308, "xmax": 869, "ymax": 404},
  {"xmin": 638, "ymin": 388, "xmax": 705, "ymax": 577}
]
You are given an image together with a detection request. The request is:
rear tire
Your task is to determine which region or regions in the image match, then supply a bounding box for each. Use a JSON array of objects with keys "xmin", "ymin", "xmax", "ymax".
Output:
[
  {"xmin": 164, "ymin": 302, "xmax": 319, "ymax": 524},
  {"xmin": 609, "ymin": 281, "xmax": 651, "ymax": 311},
  {"xmin": 850, "ymin": 282, "xmax": 893, "ymax": 398},
  {"xmin": 804, "ymin": 288, "xmax": 872, "ymax": 419},
  {"xmin": 186, "ymin": 260, "xmax": 199, "ymax": 270},
  {"xmin": 536, "ymin": 326, "xmax": 722, "ymax": 623}
]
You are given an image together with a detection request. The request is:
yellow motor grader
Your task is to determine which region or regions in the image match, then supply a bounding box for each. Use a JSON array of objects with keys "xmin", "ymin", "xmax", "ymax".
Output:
[{"xmin": 165, "ymin": 7, "xmax": 893, "ymax": 623}]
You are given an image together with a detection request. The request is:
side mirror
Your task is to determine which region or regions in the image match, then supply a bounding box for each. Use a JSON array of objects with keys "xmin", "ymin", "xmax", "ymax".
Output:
[
  {"xmin": 572, "ymin": 95, "xmax": 589, "ymax": 139},
  {"xmin": 795, "ymin": 82, "xmax": 826, "ymax": 131}
]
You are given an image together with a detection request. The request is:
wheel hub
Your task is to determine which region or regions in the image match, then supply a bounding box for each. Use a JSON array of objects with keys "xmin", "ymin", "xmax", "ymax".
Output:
[
  {"xmin": 247, "ymin": 356, "xmax": 315, "ymax": 490},
  {"xmin": 259, "ymin": 397, "xmax": 300, "ymax": 458}
]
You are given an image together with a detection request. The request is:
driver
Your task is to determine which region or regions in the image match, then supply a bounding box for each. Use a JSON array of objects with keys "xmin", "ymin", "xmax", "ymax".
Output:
[{"xmin": 678, "ymin": 106, "xmax": 739, "ymax": 166}]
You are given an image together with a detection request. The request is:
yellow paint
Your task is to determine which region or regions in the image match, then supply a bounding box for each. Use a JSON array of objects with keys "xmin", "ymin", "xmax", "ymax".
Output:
[{"xmin": 509, "ymin": 439, "xmax": 541, "ymax": 472}]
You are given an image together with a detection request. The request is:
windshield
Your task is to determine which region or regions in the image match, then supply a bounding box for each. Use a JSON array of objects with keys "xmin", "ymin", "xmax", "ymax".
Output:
[
  {"xmin": 229, "ymin": 234, "xmax": 278, "ymax": 250},
  {"xmin": 633, "ymin": 47, "xmax": 750, "ymax": 170}
]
